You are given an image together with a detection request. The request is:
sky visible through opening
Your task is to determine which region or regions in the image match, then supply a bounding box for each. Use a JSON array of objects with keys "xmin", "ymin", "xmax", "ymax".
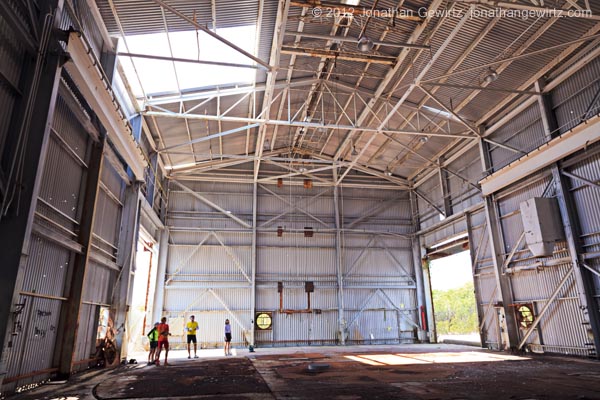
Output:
[
  {"xmin": 429, "ymin": 250, "xmax": 472, "ymax": 291},
  {"xmin": 118, "ymin": 25, "xmax": 257, "ymax": 100}
]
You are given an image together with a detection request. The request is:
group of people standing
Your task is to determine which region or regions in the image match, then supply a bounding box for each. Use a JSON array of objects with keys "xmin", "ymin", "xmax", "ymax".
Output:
[{"xmin": 146, "ymin": 316, "xmax": 233, "ymax": 365}]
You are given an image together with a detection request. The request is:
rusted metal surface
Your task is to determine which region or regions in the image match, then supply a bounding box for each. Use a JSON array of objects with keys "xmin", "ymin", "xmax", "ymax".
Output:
[{"xmin": 8, "ymin": 345, "xmax": 600, "ymax": 399}]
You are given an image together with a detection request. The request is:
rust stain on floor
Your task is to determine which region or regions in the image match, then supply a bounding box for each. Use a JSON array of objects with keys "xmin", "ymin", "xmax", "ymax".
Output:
[{"xmin": 7, "ymin": 346, "xmax": 600, "ymax": 399}]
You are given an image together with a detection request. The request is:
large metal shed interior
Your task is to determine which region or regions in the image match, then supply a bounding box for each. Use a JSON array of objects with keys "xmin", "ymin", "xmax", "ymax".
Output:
[{"xmin": 2, "ymin": 0, "xmax": 600, "ymax": 397}]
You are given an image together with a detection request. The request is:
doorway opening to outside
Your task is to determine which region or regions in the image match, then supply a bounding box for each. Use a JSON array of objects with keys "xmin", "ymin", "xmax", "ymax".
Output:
[{"xmin": 428, "ymin": 249, "xmax": 480, "ymax": 346}]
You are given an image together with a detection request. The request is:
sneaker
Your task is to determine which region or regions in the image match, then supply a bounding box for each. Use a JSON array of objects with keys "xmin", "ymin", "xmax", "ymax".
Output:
[
  {"xmin": 164, "ymin": 362, "xmax": 170, "ymax": 366},
  {"xmin": 188, "ymin": 356, "xmax": 191, "ymax": 359},
  {"xmin": 194, "ymin": 355, "xmax": 199, "ymax": 358},
  {"xmin": 155, "ymin": 360, "xmax": 160, "ymax": 366}
]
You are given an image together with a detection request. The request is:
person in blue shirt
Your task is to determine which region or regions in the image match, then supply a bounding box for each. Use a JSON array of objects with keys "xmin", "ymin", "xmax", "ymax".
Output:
[{"xmin": 224, "ymin": 319, "xmax": 232, "ymax": 356}]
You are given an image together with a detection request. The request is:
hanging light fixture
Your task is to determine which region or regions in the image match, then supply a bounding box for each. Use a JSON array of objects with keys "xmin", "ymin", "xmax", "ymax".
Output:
[
  {"xmin": 357, "ymin": 36, "xmax": 374, "ymax": 52},
  {"xmin": 384, "ymin": 167, "xmax": 393, "ymax": 176},
  {"xmin": 482, "ymin": 67, "xmax": 499, "ymax": 85}
]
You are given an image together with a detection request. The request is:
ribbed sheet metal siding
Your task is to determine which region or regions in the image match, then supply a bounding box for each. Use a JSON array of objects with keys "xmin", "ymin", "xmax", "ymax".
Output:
[
  {"xmin": 3, "ymin": 236, "xmax": 70, "ymax": 383},
  {"xmin": 164, "ymin": 180, "xmax": 418, "ymax": 346},
  {"xmin": 564, "ymin": 145, "xmax": 600, "ymax": 333},
  {"xmin": 416, "ymin": 174, "xmax": 444, "ymax": 230},
  {"xmin": 4, "ymin": 85, "xmax": 92, "ymax": 390},
  {"xmin": 421, "ymin": 217, "xmax": 468, "ymax": 250},
  {"xmin": 0, "ymin": 10, "xmax": 24, "ymax": 157},
  {"xmin": 491, "ymin": 172, "xmax": 590, "ymax": 356},
  {"xmin": 165, "ymin": 182, "xmax": 254, "ymax": 347},
  {"xmin": 447, "ymin": 146, "xmax": 483, "ymax": 214},
  {"xmin": 467, "ymin": 208, "xmax": 499, "ymax": 348},
  {"xmin": 75, "ymin": 157, "xmax": 126, "ymax": 365},
  {"xmin": 73, "ymin": 303, "xmax": 98, "ymax": 363},
  {"xmin": 551, "ymin": 54, "xmax": 600, "ymax": 134},
  {"xmin": 489, "ymin": 103, "xmax": 546, "ymax": 172}
]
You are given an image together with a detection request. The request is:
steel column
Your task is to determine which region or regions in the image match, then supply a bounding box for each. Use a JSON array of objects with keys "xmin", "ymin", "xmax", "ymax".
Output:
[
  {"xmin": 57, "ymin": 135, "xmax": 105, "ymax": 377},
  {"xmin": 152, "ymin": 226, "xmax": 170, "ymax": 324},
  {"xmin": 333, "ymin": 172, "xmax": 346, "ymax": 345},
  {"xmin": 410, "ymin": 190, "xmax": 428, "ymax": 342},
  {"xmin": 250, "ymin": 182, "xmax": 257, "ymax": 347},
  {"xmin": 479, "ymin": 137, "xmax": 520, "ymax": 350},
  {"xmin": 112, "ymin": 183, "xmax": 142, "ymax": 360}
]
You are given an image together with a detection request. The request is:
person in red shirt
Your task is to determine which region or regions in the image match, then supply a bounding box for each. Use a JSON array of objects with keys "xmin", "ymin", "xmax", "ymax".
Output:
[{"xmin": 155, "ymin": 317, "xmax": 171, "ymax": 365}]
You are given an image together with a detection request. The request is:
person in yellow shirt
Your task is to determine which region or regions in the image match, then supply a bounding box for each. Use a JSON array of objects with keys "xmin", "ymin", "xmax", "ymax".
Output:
[{"xmin": 186, "ymin": 315, "xmax": 199, "ymax": 359}]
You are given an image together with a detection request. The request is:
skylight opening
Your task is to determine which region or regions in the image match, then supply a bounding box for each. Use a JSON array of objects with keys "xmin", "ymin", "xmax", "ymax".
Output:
[{"xmin": 118, "ymin": 25, "xmax": 258, "ymax": 102}]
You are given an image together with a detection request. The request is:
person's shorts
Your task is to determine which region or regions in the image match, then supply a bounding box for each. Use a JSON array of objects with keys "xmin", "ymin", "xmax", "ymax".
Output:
[
  {"xmin": 158, "ymin": 340, "xmax": 169, "ymax": 350},
  {"xmin": 150, "ymin": 340, "xmax": 158, "ymax": 349},
  {"xmin": 225, "ymin": 333, "xmax": 232, "ymax": 342},
  {"xmin": 187, "ymin": 334, "xmax": 197, "ymax": 344}
]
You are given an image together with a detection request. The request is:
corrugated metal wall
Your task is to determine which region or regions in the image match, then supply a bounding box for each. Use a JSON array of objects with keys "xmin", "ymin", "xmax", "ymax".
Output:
[
  {"xmin": 492, "ymin": 172, "xmax": 591, "ymax": 356},
  {"xmin": 488, "ymin": 103, "xmax": 546, "ymax": 172},
  {"xmin": 3, "ymin": 82, "xmax": 92, "ymax": 390},
  {"xmin": 1, "ymin": 0, "xmax": 135, "ymax": 391},
  {"xmin": 563, "ymin": 145, "xmax": 600, "ymax": 342},
  {"xmin": 162, "ymin": 181, "xmax": 418, "ymax": 348},
  {"xmin": 552, "ymin": 54, "xmax": 600, "ymax": 134}
]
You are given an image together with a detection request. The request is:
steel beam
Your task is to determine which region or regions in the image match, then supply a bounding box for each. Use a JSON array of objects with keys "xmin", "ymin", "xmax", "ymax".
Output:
[
  {"xmin": 150, "ymin": 0, "xmax": 271, "ymax": 70},
  {"xmin": 450, "ymin": 0, "xmax": 600, "ymax": 20},
  {"xmin": 144, "ymin": 110, "xmax": 475, "ymax": 140},
  {"xmin": 253, "ymin": 0, "xmax": 290, "ymax": 181},
  {"xmin": 281, "ymin": 46, "xmax": 397, "ymax": 65},
  {"xmin": 284, "ymin": 31, "xmax": 430, "ymax": 50},
  {"xmin": 332, "ymin": 0, "xmax": 445, "ymax": 162},
  {"xmin": 290, "ymin": 1, "xmax": 422, "ymax": 20},
  {"xmin": 336, "ymin": 6, "xmax": 472, "ymax": 184},
  {"xmin": 118, "ymin": 52, "xmax": 259, "ymax": 70},
  {"xmin": 171, "ymin": 180, "xmax": 251, "ymax": 228}
]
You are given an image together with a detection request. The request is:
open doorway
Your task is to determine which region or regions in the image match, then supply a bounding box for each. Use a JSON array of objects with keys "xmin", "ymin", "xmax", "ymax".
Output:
[
  {"xmin": 429, "ymin": 250, "xmax": 480, "ymax": 346},
  {"xmin": 126, "ymin": 229, "xmax": 158, "ymax": 356}
]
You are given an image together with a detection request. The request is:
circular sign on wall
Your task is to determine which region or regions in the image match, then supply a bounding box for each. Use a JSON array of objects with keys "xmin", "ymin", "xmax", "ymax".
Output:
[{"xmin": 255, "ymin": 312, "xmax": 273, "ymax": 330}]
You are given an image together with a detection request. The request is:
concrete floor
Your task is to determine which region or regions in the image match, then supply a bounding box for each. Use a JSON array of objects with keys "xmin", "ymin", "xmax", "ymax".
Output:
[{"xmin": 6, "ymin": 344, "xmax": 600, "ymax": 400}]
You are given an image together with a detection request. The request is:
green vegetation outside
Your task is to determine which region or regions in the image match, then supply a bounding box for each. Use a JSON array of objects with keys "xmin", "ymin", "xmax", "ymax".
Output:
[{"xmin": 433, "ymin": 281, "xmax": 478, "ymax": 335}]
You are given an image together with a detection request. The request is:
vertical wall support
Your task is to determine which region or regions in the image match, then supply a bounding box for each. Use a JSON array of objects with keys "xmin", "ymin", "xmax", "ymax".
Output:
[
  {"xmin": 479, "ymin": 135, "xmax": 520, "ymax": 350},
  {"xmin": 57, "ymin": 135, "xmax": 105, "ymax": 376},
  {"xmin": 250, "ymin": 182, "xmax": 258, "ymax": 347},
  {"xmin": 0, "ymin": 0, "xmax": 66, "ymax": 366},
  {"xmin": 152, "ymin": 225, "xmax": 169, "ymax": 324},
  {"xmin": 438, "ymin": 158, "xmax": 452, "ymax": 217},
  {"xmin": 466, "ymin": 212, "xmax": 486, "ymax": 347},
  {"xmin": 409, "ymin": 189, "xmax": 428, "ymax": 341},
  {"xmin": 112, "ymin": 182, "xmax": 142, "ymax": 360},
  {"xmin": 152, "ymin": 181, "xmax": 170, "ymax": 325},
  {"xmin": 537, "ymin": 78, "xmax": 600, "ymax": 357},
  {"xmin": 333, "ymin": 181, "xmax": 346, "ymax": 345}
]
